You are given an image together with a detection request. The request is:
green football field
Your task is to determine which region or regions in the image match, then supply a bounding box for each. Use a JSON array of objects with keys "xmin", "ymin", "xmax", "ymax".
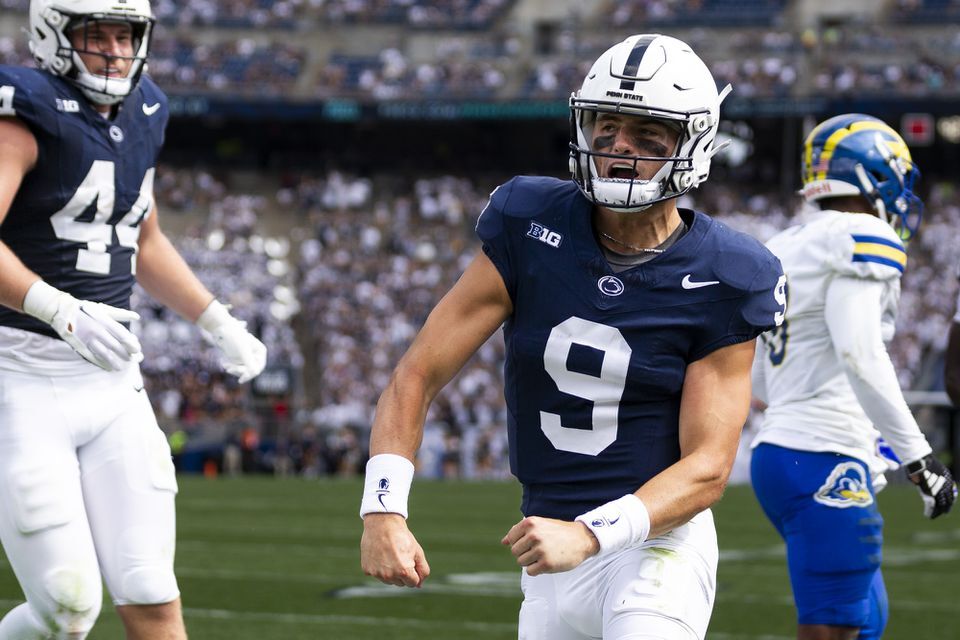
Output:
[{"xmin": 0, "ymin": 477, "xmax": 956, "ymax": 639}]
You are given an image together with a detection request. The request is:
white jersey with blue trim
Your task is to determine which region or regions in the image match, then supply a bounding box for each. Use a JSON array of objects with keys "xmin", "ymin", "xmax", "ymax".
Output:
[{"xmin": 752, "ymin": 210, "xmax": 919, "ymax": 476}]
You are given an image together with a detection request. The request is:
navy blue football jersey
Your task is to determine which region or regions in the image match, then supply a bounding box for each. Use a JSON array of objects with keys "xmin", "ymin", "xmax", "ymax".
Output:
[
  {"xmin": 0, "ymin": 66, "xmax": 167, "ymax": 338},
  {"xmin": 477, "ymin": 176, "xmax": 785, "ymax": 520}
]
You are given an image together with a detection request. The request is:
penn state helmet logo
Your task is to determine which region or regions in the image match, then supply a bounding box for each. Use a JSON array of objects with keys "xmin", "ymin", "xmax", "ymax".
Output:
[
  {"xmin": 598, "ymin": 275, "xmax": 624, "ymax": 296},
  {"xmin": 813, "ymin": 461, "xmax": 874, "ymax": 508}
]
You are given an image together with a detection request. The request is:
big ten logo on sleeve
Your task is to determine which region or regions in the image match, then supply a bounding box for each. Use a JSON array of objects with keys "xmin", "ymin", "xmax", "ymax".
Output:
[
  {"xmin": 0, "ymin": 85, "xmax": 15, "ymax": 116},
  {"xmin": 526, "ymin": 222, "xmax": 563, "ymax": 248}
]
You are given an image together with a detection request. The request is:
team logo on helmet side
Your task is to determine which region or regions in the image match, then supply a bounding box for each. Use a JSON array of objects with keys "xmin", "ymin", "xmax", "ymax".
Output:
[{"xmin": 813, "ymin": 461, "xmax": 874, "ymax": 508}]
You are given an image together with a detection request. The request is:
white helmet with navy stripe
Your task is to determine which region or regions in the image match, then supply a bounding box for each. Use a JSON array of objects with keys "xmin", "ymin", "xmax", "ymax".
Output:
[
  {"xmin": 569, "ymin": 34, "xmax": 732, "ymax": 212},
  {"xmin": 29, "ymin": 0, "xmax": 154, "ymax": 105}
]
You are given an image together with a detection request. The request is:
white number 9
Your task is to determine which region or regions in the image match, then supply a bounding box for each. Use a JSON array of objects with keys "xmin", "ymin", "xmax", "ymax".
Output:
[
  {"xmin": 541, "ymin": 316, "xmax": 631, "ymax": 456},
  {"xmin": 773, "ymin": 274, "xmax": 787, "ymax": 326}
]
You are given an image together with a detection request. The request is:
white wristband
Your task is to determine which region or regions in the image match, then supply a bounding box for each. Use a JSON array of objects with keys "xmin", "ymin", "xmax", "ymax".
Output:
[
  {"xmin": 575, "ymin": 494, "xmax": 651, "ymax": 555},
  {"xmin": 196, "ymin": 299, "xmax": 233, "ymax": 332},
  {"xmin": 360, "ymin": 453, "xmax": 415, "ymax": 519},
  {"xmin": 22, "ymin": 280, "xmax": 63, "ymax": 324}
]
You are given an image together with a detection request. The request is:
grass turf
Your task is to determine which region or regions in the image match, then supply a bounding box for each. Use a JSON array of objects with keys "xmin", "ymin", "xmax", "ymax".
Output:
[{"xmin": 0, "ymin": 477, "xmax": 956, "ymax": 639}]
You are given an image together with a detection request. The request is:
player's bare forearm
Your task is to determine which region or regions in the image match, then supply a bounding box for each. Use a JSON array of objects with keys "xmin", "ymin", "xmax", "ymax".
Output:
[
  {"xmin": 369, "ymin": 364, "xmax": 433, "ymax": 458},
  {"xmin": 369, "ymin": 250, "xmax": 512, "ymax": 458},
  {"xmin": 639, "ymin": 339, "xmax": 755, "ymax": 538},
  {"xmin": 635, "ymin": 449, "xmax": 734, "ymax": 538},
  {"xmin": 0, "ymin": 243, "xmax": 42, "ymax": 312},
  {"xmin": 0, "ymin": 117, "xmax": 41, "ymax": 311},
  {"xmin": 135, "ymin": 206, "xmax": 214, "ymax": 322}
]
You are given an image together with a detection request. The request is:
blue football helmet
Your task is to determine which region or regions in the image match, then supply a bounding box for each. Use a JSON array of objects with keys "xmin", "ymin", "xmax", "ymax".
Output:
[{"xmin": 802, "ymin": 113, "xmax": 922, "ymax": 240}]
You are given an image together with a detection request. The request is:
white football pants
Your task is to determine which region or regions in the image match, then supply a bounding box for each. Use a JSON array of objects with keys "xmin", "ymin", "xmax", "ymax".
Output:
[
  {"xmin": 518, "ymin": 509, "xmax": 718, "ymax": 640},
  {"xmin": 0, "ymin": 363, "xmax": 179, "ymax": 638}
]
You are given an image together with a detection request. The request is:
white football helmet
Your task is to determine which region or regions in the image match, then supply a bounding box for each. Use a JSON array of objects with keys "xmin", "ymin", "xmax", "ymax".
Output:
[
  {"xmin": 29, "ymin": 0, "xmax": 154, "ymax": 105},
  {"xmin": 569, "ymin": 34, "xmax": 732, "ymax": 212}
]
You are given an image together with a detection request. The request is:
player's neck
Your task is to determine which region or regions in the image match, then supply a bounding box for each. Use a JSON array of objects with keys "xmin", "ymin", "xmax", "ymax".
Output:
[{"xmin": 593, "ymin": 201, "xmax": 682, "ymax": 255}]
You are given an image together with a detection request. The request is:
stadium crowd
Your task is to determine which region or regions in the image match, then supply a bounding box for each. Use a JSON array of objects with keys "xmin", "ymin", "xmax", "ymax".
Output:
[
  {"xmin": 2, "ymin": 0, "xmax": 959, "ymax": 100},
  {"xmin": 1, "ymin": 0, "xmax": 958, "ymax": 479},
  {"xmin": 144, "ymin": 164, "xmax": 960, "ymax": 481}
]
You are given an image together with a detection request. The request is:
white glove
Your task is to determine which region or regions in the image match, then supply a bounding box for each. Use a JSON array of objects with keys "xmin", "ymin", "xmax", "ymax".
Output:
[
  {"xmin": 196, "ymin": 300, "xmax": 267, "ymax": 383},
  {"xmin": 22, "ymin": 280, "xmax": 143, "ymax": 371}
]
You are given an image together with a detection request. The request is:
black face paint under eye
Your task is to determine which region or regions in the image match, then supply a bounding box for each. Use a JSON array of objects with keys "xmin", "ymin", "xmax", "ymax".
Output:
[
  {"xmin": 593, "ymin": 133, "xmax": 616, "ymax": 150},
  {"xmin": 635, "ymin": 140, "xmax": 669, "ymax": 157}
]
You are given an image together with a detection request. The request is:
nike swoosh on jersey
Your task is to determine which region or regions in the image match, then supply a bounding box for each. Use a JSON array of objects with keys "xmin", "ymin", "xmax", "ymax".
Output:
[
  {"xmin": 681, "ymin": 274, "xmax": 720, "ymax": 289},
  {"xmin": 142, "ymin": 102, "xmax": 161, "ymax": 116}
]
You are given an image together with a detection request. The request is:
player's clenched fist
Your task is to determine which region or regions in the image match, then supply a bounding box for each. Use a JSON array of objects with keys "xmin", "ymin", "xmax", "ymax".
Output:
[
  {"xmin": 360, "ymin": 514, "xmax": 431, "ymax": 588},
  {"xmin": 501, "ymin": 516, "xmax": 600, "ymax": 576}
]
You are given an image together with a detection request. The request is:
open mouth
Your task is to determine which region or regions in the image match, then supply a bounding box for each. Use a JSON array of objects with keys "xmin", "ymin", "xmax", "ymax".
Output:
[{"xmin": 607, "ymin": 162, "xmax": 638, "ymax": 180}]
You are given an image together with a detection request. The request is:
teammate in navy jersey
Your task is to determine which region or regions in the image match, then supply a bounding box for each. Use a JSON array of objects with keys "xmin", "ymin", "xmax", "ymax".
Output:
[
  {"xmin": 360, "ymin": 34, "xmax": 785, "ymax": 640},
  {"xmin": 0, "ymin": 1, "xmax": 266, "ymax": 638}
]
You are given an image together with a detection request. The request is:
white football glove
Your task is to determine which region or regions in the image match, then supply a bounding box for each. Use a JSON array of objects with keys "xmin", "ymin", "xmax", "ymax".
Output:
[
  {"xmin": 196, "ymin": 300, "xmax": 267, "ymax": 383},
  {"xmin": 22, "ymin": 280, "xmax": 143, "ymax": 371}
]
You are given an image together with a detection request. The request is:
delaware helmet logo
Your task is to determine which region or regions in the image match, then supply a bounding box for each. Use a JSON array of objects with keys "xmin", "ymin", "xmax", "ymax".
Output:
[
  {"xmin": 814, "ymin": 462, "xmax": 874, "ymax": 508},
  {"xmin": 598, "ymin": 275, "xmax": 624, "ymax": 296}
]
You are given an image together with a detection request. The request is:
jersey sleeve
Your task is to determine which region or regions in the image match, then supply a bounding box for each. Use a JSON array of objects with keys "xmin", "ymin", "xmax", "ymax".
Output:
[
  {"xmin": 0, "ymin": 67, "xmax": 42, "ymax": 131},
  {"xmin": 475, "ymin": 178, "xmax": 518, "ymax": 300},
  {"xmin": 690, "ymin": 241, "xmax": 786, "ymax": 361},
  {"xmin": 826, "ymin": 214, "xmax": 907, "ymax": 281}
]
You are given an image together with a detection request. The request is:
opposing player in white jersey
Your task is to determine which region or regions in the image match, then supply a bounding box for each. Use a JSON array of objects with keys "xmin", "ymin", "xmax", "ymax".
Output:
[
  {"xmin": 0, "ymin": 1, "xmax": 266, "ymax": 638},
  {"xmin": 751, "ymin": 113, "xmax": 957, "ymax": 640}
]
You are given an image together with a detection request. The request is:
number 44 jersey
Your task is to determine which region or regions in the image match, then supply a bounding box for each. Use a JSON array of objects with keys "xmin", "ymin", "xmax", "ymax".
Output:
[
  {"xmin": 477, "ymin": 176, "xmax": 785, "ymax": 520},
  {"xmin": 0, "ymin": 65, "xmax": 166, "ymax": 339}
]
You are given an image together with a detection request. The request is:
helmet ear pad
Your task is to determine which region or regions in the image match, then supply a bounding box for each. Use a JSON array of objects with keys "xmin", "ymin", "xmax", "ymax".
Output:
[
  {"xmin": 568, "ymin": 34, "xmax": 730, "ymax": 212},
  {"xmin": 28, "ymin": 0, "xmax": 155, "ymax": 105}
]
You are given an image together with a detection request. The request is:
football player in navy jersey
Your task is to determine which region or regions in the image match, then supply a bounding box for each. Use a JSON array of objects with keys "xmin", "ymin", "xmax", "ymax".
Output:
[
  {"xmin": 360, "ymin": 34, "xmax": 785, "ymax": 640},
  {"xmin": 0, "ymin": 1, "xmax": 266, "ymax": 638}
]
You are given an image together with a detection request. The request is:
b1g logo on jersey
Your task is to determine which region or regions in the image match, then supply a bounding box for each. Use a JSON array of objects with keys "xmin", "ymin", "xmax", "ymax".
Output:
[
  {"xmin": 526, "ymin": 222, "xmax": 562, "ymax": 248},
  {"xmin": 0, "ymin": 85, "xmax": 15, "ymax": 116},
  {"xmin": 56, "ymin": 98, "xmax": 80, "ymax": 113},
  {"xmin": 813, "ymin": 461, "xmax": 874, "ymax": 508}
]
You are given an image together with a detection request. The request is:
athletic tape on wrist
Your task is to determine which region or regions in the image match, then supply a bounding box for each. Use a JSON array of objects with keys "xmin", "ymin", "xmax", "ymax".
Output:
[
  {"xmin": 575, "ymin": 494, "xmax": 651, "ymax": 555},
  {"xmin": 21, "ymin": 280, "xmax": 63, "ymax": 325},
  {"xmin": 196, "ymin": 299, "xmax": 233, "ymax": 332},
  {"xmin": 360, "ymin": 453, "xmax": 415, "ymax": 519}
]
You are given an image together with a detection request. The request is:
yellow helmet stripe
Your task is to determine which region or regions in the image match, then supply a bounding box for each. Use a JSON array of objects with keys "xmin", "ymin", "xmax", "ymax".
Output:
[{"xmin": 814, "ymin": 121, "xmax": 900, "ymax": 181}]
